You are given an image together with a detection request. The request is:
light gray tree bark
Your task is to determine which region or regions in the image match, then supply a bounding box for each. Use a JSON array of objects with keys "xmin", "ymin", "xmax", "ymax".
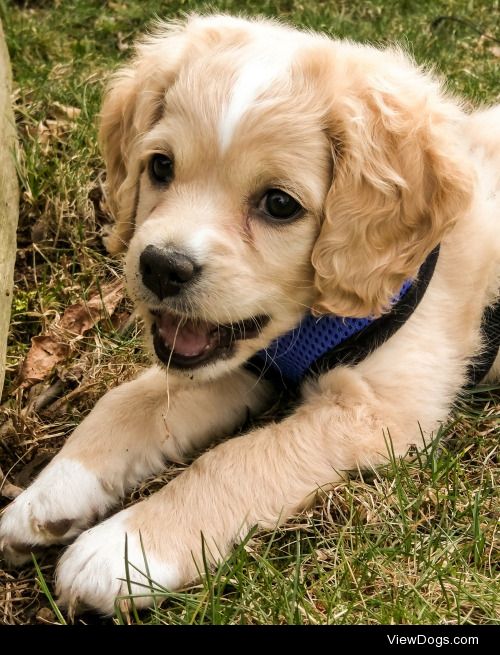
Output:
[{"xmin": 0, "ymin": 19, "xmax": 18, "ymax": 397}]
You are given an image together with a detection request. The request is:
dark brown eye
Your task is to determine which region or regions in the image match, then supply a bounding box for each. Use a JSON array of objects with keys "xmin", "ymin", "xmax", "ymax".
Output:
[
  {"xmin": 150, "ymin": 153, "xmax": 174, "ymax": 184},
  {"xmin": 260, "ymin": 189, "xmax": 302, "ymax": 221}
]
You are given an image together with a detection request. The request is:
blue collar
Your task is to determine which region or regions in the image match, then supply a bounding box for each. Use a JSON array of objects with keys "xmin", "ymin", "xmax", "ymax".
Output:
[{"xmin": 246, "ymin": 246, "xmax": 441, "ymax": 388}]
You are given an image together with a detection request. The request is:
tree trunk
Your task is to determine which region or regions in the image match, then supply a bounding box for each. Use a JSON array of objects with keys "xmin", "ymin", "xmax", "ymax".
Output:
[{"xmin": 0, "ymin": 19, "xmax": 18, "ymax": 398}]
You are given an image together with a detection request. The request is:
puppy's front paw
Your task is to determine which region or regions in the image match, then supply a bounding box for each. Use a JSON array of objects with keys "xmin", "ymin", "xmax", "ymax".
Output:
[
  {"xmin": 0, "ymin": 458, "xmax": 116, "ymax": 565},
  {"xmin": 56, "ymin": 509, "xmax": 180, "ymax": 615}
]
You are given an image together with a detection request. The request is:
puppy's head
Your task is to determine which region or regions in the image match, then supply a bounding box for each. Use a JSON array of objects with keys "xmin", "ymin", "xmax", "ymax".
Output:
[{"xmin": 100, "ymin": 14, "xmax": 472, "ymax": 379}]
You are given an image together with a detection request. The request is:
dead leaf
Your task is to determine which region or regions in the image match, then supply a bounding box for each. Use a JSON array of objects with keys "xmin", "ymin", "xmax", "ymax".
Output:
[
  {"xmin": 17, "ymin": 280, "xmax": 124, "ymax": 388},
  {"xmin": 59, "ymin": 279, "xmax": 124, "ymax": 335},
  {"xmin": 27, "ymin": 121, "xmax": 50, "ymax": 155},
  {"xmin": 25, "ymin": 118, "xmax": 71, "ymax": 155},
  {"xmin": 45, "ymin": 118, "xmax": 71, "ymax": 137},
  {"xmin": 18, "ymin": 336, "xmax": 70, "ymax": 388},
  {"xmin": 489, "ymin": 45, "xmax": 500, "ymax": 58},
  {"xmin": 111, "ymin": 309, "xmax": 133, "ymax": 333},
  {"xmin": 50, "ymin": 101, "xmax": 81, "ymax": 121}
]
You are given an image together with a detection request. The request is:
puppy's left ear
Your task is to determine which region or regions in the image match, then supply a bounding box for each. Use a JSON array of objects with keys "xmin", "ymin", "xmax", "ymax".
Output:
[{"xmin": 311, "ymin": 47, "xmax": 474, "ymax": 317}]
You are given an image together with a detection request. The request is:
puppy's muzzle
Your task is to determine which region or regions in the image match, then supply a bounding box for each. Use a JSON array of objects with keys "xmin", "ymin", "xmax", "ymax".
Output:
[{"xmin": 139, "ymin": 245, "xmax": 199, "ymax": 300}]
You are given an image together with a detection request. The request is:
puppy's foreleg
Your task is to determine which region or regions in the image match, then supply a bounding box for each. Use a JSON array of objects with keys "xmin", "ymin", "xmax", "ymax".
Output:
[
  {"xmin": 55, "ymin": 366, "xmax": 439, "ymax": 615},
  {"xmin": 0, "ymin": 366, "xmax": 269, "ymax": 563}
]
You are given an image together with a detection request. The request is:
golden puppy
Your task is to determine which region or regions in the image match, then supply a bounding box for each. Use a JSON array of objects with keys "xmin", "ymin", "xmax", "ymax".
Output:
[{"xmin": 1, "ymin": 13, "xmax": 499, "ymax": 615}]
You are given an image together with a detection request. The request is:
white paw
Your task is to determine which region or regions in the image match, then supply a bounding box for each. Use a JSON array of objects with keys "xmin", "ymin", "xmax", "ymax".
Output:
[
  {"xmin": 0, "ymin": 458, "xmax": 116, "ymax": 565},
  {"xmin": 56, "ymin": 510, "xmax": 180, "ymax": 615}
]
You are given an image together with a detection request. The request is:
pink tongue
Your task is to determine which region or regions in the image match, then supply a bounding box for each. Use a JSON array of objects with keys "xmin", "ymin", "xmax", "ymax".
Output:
[{"xmin": 157, "ymin": 313, "xmax": 214, "ymax": 357}]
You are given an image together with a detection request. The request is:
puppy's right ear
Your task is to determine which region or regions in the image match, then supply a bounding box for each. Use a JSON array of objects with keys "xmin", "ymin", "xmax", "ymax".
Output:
[{"xmin": 99, "ymin": 22, "xmax": 191, "ymax": 255}]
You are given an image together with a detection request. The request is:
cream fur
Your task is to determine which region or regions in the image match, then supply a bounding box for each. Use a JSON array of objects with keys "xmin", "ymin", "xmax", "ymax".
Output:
[
  {"xmin": 1, "ymin": 14, "xmax": 499, "ymax": 615},
  {"xmin": 56, "ymin": 511, "xmax": 180, "ymax": 616}
]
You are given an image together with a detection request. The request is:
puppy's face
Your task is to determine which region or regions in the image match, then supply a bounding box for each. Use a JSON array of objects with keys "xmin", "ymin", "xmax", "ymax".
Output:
[
  {"xmin": 124, "ymin": 35, "xmax": 332, "ymax": 378},
  {"xmin": 101, "ymin": 15, "xmax": 472, "ymax": 380}
]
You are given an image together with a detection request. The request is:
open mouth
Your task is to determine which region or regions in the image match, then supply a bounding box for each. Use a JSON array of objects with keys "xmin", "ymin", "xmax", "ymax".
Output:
[{"xmin": 150, "ymin": 310, "xmax": 270, "ymax": 369}]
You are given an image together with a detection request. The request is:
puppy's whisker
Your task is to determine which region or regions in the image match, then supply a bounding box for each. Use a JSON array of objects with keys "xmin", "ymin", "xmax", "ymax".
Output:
[{"xmin": 165, "ymin": 319, "xmax": 182, "ymax": 413}]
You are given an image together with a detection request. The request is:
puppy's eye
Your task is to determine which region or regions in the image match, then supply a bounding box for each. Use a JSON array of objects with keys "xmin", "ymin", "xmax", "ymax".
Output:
[
  {"xmin": 149, "ymin": 153, "xmax": 174, "ymax": 184},
  {"xmin": 259, "ymin": 189, "xmax": 302, "ymax": 221}
]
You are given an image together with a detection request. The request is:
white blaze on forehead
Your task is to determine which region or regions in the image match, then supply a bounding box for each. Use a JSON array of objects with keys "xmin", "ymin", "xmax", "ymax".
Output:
[{"xmin": 218, "ymin": 45, "xmax": 298, "ymax": 153}]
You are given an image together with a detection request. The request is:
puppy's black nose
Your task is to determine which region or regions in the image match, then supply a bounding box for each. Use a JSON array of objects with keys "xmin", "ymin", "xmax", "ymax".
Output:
[{"xmin": 140, "ymin": 245, "xmax": 197, "ymax": 300}]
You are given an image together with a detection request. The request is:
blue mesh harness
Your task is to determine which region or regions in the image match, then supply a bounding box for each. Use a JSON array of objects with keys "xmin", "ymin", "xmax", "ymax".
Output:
[
  {"xmin": 246, "ymin": 245, "xmax": 500, "ymax": 390},
  {"xmin": 250, "ymin": 280, "xmax": 413, "ymax": 385}
]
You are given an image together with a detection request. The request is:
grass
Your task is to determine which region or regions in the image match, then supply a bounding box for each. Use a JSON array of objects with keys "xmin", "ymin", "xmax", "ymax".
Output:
[{"xmin": 0, "ymin": 0, "xmax": 499, "ymax": 625}]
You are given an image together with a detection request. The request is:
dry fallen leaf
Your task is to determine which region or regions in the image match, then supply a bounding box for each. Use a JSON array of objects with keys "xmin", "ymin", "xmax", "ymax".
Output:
[
  {"xmin": 489, "ymin": 45, "xmax": 500, "ymax": 58},
  {"xmin": 45, "ymin": 118, "xmax": 71, "ymax": 137},
  {"xmin": 59, "ymin": 279, "xmax": 124, "ymax": 335},
  {"xmin": 25, "ymin": 118, "xmax": 71, "ymax": 155},
  {"xmin": 18, "ymin": 336, "xmax": 71, "ymax": 388},
  {"xmin": 17, "ymin": 280, "xmax": 124, "ymax": 388},
  {"xmin": 50, "ymin": 101, "xmax": 81, "ymax": 121},
  {"xmin": 25, "ymin": 102, "xmax": 79, "ymax": 156}
]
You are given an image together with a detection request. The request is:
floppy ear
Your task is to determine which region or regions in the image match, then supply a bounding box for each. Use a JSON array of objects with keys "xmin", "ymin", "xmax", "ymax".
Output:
[
  {"xmin": 99, "ymin": 22, "xmax": 192, "ymax": 255},
  {"xmin": 311, "ymin": 47, "xmax": 473, "ymax": 318}
]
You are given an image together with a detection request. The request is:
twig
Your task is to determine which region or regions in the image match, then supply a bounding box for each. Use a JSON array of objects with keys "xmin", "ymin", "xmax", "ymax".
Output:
[
  {"xmin": 43, "ymin": 380, "xmax": 101, "ymax": 416},
  {"xmin": 22, "ymin": 378, "xmax": 65, "ymax": 416}
]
